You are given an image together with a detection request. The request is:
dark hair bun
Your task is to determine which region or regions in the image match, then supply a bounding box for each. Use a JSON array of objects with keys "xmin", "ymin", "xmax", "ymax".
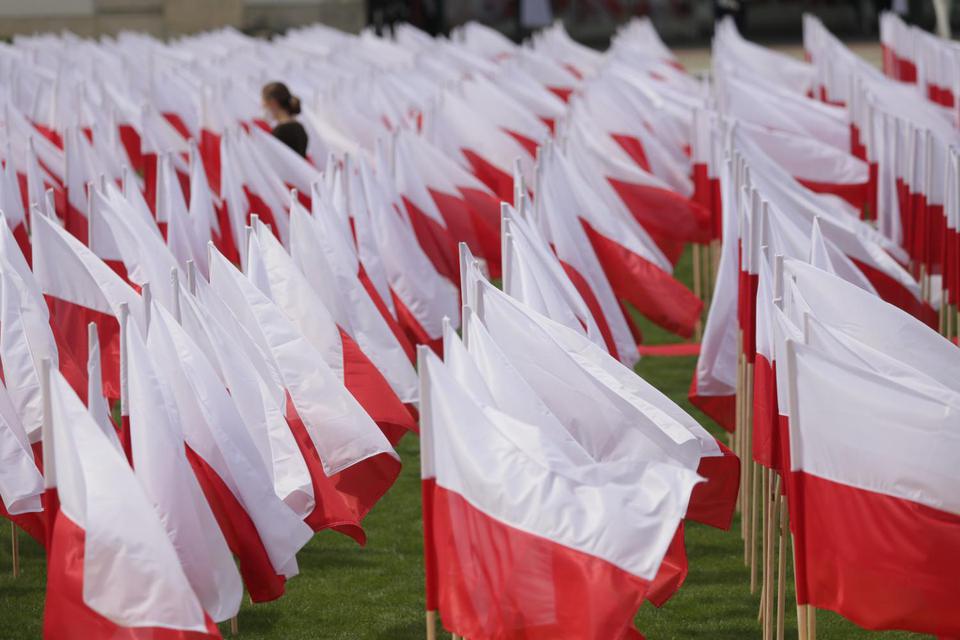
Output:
[{"xmin": 262, "ymin": 81, "xmax": 301, "ymax": 116}]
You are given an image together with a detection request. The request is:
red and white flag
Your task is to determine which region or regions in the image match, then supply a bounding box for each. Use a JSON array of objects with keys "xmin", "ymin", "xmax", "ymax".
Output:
[
  {"xmin": 125, "ymin": 323, "xmax": 243, "ymax": 623},
  {"xmin": 501, "ymin": 206, "xmax": 608, "ymax": 353},
  {"xmin": 248, "ymin": 221, "xmax": 417, "ymax": 440},
  {"xmin": 420, "ymin": 346, "xmax": 700, "ymax": 640},
  {"xmin": 208, "ymin": 249, "xmax": 402, "ymax": 536},
  {"xmin": 783, "ymin": 340, "xmax": 960, "ymax": 636},
  {"xmin": 145, "ymin": 303, "xmax": 312, "ymax": 602},
  {"xmin": 177, "ymin": 277, "xmax": 315, "ymax": 521},
  {"xmin": 362, "ymin": 157, "xmax": 460, "ymax": 348},
  {"xmin": 0, "ymin": 369, "xmax": 44, "ymax": 545},
  {"xmin": 43, "ymin": 368, "xmax": 221, "ymax": 639}
]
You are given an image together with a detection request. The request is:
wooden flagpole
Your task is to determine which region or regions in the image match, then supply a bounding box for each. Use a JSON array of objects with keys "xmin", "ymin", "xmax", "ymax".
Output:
[
  {"xmin": 748, "ymin": 367, "xmax": 757, "ymax": 593},
  {"xmin": 764, "ymin": 472, "xmax": 779, "ymax": 639},
  {"xmin": 776, "ymin": 498, "xmax": 787, "ymax": 640},
  {"xmin": 425, "ymin": 611, "xmax": 437, "ymax": 640},
  {"xmin": 10, "ymin": 523, "xmax": 19, "ymax": 578},
  {"xmin": 757, "ymin": 468, "xmax": 769, "ymax": 626}
]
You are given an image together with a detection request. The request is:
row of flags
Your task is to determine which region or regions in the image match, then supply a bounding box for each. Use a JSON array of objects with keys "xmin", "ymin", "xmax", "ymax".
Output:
[
  {"xmin": 0, "ymin": 9, "xmax": 957, "ymax": 640},
  {"xmin": 0, "ymin": 16, "xmax": 736, "ymax": 640},
  {"xmin": 692, "ymin": 13, "xmax": 960, "ymax": 640}
]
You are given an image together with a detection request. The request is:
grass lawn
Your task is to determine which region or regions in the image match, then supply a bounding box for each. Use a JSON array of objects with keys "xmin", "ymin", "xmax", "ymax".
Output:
[{"xmin": 0, "ymin": 248, "xmax": 923, "ymax": 639}]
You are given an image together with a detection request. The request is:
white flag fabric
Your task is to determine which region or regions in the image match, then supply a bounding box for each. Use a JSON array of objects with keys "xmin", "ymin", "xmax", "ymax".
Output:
[{"xmin": 125, "ymin": 323, "xmax": 243, "ymax": 623}]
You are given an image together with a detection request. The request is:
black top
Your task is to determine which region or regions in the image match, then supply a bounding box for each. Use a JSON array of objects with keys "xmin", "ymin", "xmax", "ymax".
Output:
[{"xmin": 272, "ymin": 121, "xmax": 308, "ymax": 158}]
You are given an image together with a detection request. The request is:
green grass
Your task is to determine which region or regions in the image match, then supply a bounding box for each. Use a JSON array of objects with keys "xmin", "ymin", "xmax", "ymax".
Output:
[{"xmin": 0, "ymin": 247, "xmax": 923, "ymax": 639}]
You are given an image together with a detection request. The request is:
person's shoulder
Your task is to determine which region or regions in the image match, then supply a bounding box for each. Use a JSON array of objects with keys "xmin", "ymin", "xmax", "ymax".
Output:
[{"xmin": 274, "ymin": 121, "xmax": 305, "ymax": 134}]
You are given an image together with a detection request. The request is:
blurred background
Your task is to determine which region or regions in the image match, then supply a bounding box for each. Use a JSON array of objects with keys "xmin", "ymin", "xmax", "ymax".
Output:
[{"xmin": 0, "ymin": 0, "xmax": 948, "ymax": 46}]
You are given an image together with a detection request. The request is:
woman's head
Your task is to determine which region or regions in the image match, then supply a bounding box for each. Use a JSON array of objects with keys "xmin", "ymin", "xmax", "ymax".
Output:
[{"xmin": 261, "ymin": 81, "xmax": 301, "ymax": 120}]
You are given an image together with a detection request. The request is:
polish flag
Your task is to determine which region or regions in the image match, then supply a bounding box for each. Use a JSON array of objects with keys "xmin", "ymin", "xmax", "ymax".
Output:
[
  {"xmin": 229, "ymin": 130, "xmax": 289, "ymax": 244},
  {"xmin": 394, "ymin": 132, "xmax": 502, "ymax": 276},
  {"xmin": 716, "ymin": 74, "xmax": 850, "ymax": 151},
  {"xmin": 565, "ymin": 109, "xmax": 711, "ymax": 254},
  {"xmin": 783, "ymin": 259, "xmax": 960, "ymax": 392},
  {"xmin": 323, "ymin": 161, "xmax": 407, "ymax": 347},
  {"xmin": 85, "ymin": 325, "xmax": 122, "ymax": 451},
  {"xmin": 459, "ymin": 75, "xmax": 551, "ymax": 158},
  {"xmin": 1, "ymin": 216, "xmax": 91, "ymax": 425},
  {"xmin": 446, "ymin": 314, "xmax": 692, "ymax": 606},
  {"xmin": 0, "ymin": 369, "xmax": 44, "ymax": 546},
  {"xmin": 549, "ymin": 145, "xmax": 703, "ymax": 338},
  {"xmin": 488, "ymin": 62, "xmax": 567, "ymax": 133},
  {"xmin": 6, "ymin": 105, "xmax": 65, "ymax": 186},
  {"xmin": 577, "ymin": 80, "xmax": 692, "ymax": 195},
  {"xmin": 125, "ymin": 324, "xmax": 243, "ymax": 623},
  {"xmin": 429, "ymin": 90, "xmax": 532, "ymax": 202},
  {"xmin": 216, "ymin": 130, "xmax": 251, "ymax": 264},
  {"xmin": 339, "ymin": 157, "xmax": 398, "ymax": 321},
  {"xmin": 0, "ymin": 152, "xmax": 31, "ymax": 261},
  {"xmin": 62, "ymin": 127, "xmax": 98, "ymax": 242},
  {"xmin": 713, "ymin": 17, "xmax": 815, "ymax": 95},
  {"xmin": 783, "ymin": 340, "xmax": 960, "ymax": 636},
  {"xmin": 362, "ymin": 158, "xmax": 460, "ymax": 349},
  {"xmin": 208, "ymin": 249, "xmax": 401, "ymax": 537},
  {"xmin": 690, "ymin": 157, "xmax": 738, "ymax": 431},
  {"xmin": 420, "ymin": 347, "xmax": 700, "ymax": 640},
  {"xmin": 288, "ymin": 202, "xmax": 418, "ymax": 396},
  {"xmin": 536, "ymin": 147, "xmax": 638, "ymax": 365},
  {"xmin": 752, "ymin": 254, "xmax": 784, "ymax": 472},
  {"xmin": 177, "ymin": 277, "xmax": 315, "ymax": 521},
  {"xmin": 31, "ymin": 214, "xmax": 140, "ymax": 414},
  {"xmin": 249, "ymin": 221, "xmax": 417, "ymax": 440},
  {"xmin": 739, "ymin": 123, "xmax": 871, "ymax": 210},
  {"xmin": 92, "ymin": 184, "xmax": 184, "ymax": 311},
  {"xmin": 0, "ymin": 266, "xmax": 68, "ymax": 448},
  {"xmin": 690, "ymin": 109, "xmax": 723, "ymax": 240},
  {"xmin": 471, "ymin": 271, "xmax": 738, "ymax": 530},
  {"xmin": 501, "ymin": 206, "xmax": 609, "ymax": 353},
  {"xmin": 19, "ymin": 136, "xmax": 63, "ymax": 248},
  {"xmin": 145, "ymin": 304, "xmax": 312, "ymax": 602},
  {"xmin": 393, "ymin": 133, "xmax": 471, "ymax": 281},
  {"xmin": 42, "ymin": 368, "xmax": 221, "ymax": 639},
  {"xmin": 186, "ymin": 141, "xmax": 219, "ymax": 276},
  {"xmin": 512, "ymin": 47, "xmax": 581, "ymax": 103},
  {"xmin": 139, "ymin": 104, "xmax": 190, "ymax": 216},
  {"xmin": 160, "ymin": 152, "xmax": 210, "ymax": 277}
]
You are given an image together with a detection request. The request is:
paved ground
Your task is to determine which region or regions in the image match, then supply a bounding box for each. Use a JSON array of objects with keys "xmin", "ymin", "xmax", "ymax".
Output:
[{"xmin": 672, "ymin": 40, "xmax": 882, "ymax": 72}]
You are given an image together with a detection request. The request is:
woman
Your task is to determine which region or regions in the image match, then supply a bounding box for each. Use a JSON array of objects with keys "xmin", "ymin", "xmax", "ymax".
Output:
[{"xmin": 261, "ymin": 82, "xmax": 308, "ymax": 157}]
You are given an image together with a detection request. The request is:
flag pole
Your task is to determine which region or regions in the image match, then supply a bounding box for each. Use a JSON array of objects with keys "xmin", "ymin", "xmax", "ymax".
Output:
[
  {"xmin": 776, "ymin": 499, "xmax": 787, "ymax": 640},
  {"xmin": 426, "ymin": 611, "xmax": 437, "ymax": 640},
  {"xmin": 10, "ymin": 522, "xmax": 19, "ymax": 578},
  {"xmin": 170, "ymin": 268, "xmax": 181, "ymax": 324},
  {"xmin": 187, "ymin": 260, "xmax": 197, "ymax": 296},
  {"xmin": 419, "ymin": 345, "xmax": 437, "ymax": 640},
  {"xmin": 40, "ymin": 357, "xmax": 56, "ymax": 550}
]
